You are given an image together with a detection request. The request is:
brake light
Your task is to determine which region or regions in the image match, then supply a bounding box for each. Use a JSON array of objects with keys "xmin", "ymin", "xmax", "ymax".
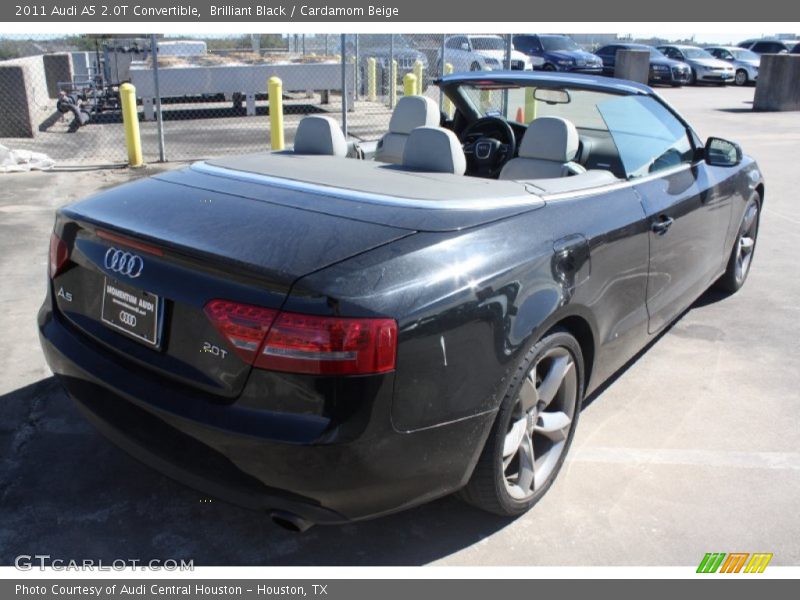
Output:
[
  {"xmin": 204, "ymin": 300, "xmax": 397, "ymax": 375},
  {"xmin": 96, "ymin": 229, "xmax": 164, "ymax": 256},
  {"xmin": 49, "ymin": 232, "xmax": 69, "ymax": 279},
  {"xmin": 203, "ymin": 300, "xmax": 277, "ymax": 363},
  {"xmin": 256, "ymin": 312, "xmax": 397, "ymax": 375}
]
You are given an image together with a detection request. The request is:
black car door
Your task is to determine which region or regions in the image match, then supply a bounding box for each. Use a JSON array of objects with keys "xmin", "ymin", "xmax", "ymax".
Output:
[
  {"xmin": 597, "ymin": 95, "xmax": 732, "ymax": 333},
  {"xmin": 596, "ymin": 45, "xmax": 618, "ymax": 74}
]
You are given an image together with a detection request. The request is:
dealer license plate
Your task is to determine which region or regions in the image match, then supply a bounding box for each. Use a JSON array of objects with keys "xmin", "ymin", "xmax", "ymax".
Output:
[{"xmin": 100, "ymin": 277, "xmax": 161, "ymax": 347}]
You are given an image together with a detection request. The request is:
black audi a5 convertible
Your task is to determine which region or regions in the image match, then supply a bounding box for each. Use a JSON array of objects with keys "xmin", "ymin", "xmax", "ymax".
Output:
[{"xmin": 39, "ymin": 72, "xmax": 763, "ymax": 531}]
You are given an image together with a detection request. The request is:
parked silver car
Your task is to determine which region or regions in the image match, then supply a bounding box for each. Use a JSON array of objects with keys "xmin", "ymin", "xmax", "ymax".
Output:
[
  {"xmin": 705, "ymin": 46, "xmax": 760, "ymax": 86},
  {"xmin": 657, "ymin": 45, "xmax": 735, "ymax": 85}
]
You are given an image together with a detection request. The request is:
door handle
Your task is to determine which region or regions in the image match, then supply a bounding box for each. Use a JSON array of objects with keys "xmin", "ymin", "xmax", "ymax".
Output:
[{"xmin": 651, "ymin": 216, "xmax": 675, "ymax": 235}]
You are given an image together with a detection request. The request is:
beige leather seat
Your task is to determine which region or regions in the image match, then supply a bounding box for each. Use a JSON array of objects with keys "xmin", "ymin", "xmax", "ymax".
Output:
[
  {"xmin": 375, "ymin": 96, "xmax": 441, "ymax": 164},
  {"xmin": 401, "ymin": 127, "xmax": 466, "ymax": 175},
  {"xmin": 499, "ymin": 116, "xmax": 586, "ymax": 180},
  {"xmin": 293, "ymin": 115, "xmax": 348, "ymax": 157}
]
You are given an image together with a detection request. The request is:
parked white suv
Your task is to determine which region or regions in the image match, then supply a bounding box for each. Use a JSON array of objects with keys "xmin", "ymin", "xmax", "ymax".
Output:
[{"xmin": 441, "ymin": 35, "xmax": 534, "ymax": 72}]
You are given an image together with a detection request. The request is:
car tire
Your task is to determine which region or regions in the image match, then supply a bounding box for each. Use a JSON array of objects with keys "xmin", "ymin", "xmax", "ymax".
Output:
[
  {"xmin": 470, "ymin": 62, "xmax": 482, "ymax": 71},
  {"xmin": 543, "ymin": 63, "xmax": 557, "ymax": 72},
  {"xmin": 734, "ymin": 69, "xmax": 748, "ymax": 86},
  {"xmin": 715, "ymin": 193, "xmax": 760, "ymax": 294},
  {"xmin": 460, "ymin": 328, "xmax": 584, "ymax": 517}
]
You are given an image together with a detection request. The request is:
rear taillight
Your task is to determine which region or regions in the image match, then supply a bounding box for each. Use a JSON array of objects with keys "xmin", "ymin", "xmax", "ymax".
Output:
[
  {"xmin": 203, "ymin": 300, "xmax": 278, "ymax": 363},
  {"xmin": 257, "ymin": 312, "xmax": 397, "ymax": 375},
  {"xmin": 204, "ymin": 299, "xmax": 397, "ymax": 376},
  {"xmin": 49, "ymin": 232, "xmax": 69, "ymax": 279}
]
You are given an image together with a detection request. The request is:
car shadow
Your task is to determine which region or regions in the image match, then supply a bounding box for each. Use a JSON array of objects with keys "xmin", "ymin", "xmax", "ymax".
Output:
[
  {"xmin": 0, "ymin": 286, "xmax": 729, "ymax": 566},
  {"xmin": 0, "ymin": 378, "xmax": 511, "ymax": 566},
  {"xmin": 716, "ymin": 100, "xmax": 755, "ymax": 114}
]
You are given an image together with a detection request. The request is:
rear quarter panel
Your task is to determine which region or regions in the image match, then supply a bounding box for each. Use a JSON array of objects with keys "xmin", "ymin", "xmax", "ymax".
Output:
[{"xmin": 292, "ymin": 185, "xmax": 652, "ymax": 432}]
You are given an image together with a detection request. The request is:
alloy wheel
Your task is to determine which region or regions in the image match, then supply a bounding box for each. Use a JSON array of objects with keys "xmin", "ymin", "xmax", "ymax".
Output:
[
  {"xmin": 735, "ymin": 201, "xmax": 758, "ymax": 284},
  {"xmin": 735, "ymin": 69, "xmax": 748, "ymax": 86},
  {"xmin": 502, "ymin": 346, "xmax": 578, "ymax": 500}
]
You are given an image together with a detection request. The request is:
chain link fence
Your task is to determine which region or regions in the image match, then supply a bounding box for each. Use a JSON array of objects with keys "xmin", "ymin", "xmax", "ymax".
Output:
[{"xmin": 0, "ymin": 33, "xmax": 612, "ymax": 167}]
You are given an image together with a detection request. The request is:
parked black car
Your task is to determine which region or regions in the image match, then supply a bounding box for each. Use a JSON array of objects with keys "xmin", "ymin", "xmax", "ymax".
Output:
[
  {"xmin": 513, "ymin": 34, "xmax": 603, "ymax": 73},
  {"xmin": 738, "ymin": 38, "xmax": 800, "ymax": 54},
  {"xmin": 39, "ymin": 72, "xmax": 763, "ymax": 530},
  {"xmin": 595, "ymin": 43, "xmax": 691, "ymax": 85}
]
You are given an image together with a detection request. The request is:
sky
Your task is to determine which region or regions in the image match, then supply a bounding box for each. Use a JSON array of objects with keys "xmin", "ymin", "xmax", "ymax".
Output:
[{"xmin": 624, "ymin": 31, "xmax": 796, "ymax": 43}]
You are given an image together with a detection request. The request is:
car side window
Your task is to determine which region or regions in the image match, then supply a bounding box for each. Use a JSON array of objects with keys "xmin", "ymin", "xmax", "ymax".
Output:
[
  {"xmin": 514, "ymin": 37, "xmax": 531, "ymax": 53},
  {"xmin": 530, "ymin": 36, "xmax": 543, "ymax": 52},
  {"xmin": 754, "ymin": 42, "xmax": 780, "ymax": 53},
  {"xmin": 597, "ymin": 96, "xmax": 695, "ymax": 179},
  {"xmin": 448, "ymin": 36, "xmax": 465, "ymax": 50}
]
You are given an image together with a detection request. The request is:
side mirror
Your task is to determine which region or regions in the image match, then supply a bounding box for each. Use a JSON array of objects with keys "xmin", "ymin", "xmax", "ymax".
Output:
[
  {"xmin": 705, "ymin": 137, "xmax": 742, "ymax": 167},
  {"xmin": 461, "ymin": 43, "xmax": 470, "ymax": 51}
]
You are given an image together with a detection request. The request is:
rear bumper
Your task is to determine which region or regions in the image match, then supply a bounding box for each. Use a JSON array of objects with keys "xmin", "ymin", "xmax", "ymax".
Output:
[{"xmin": 38, "ymin": 299, "xmax": 494, "ymax": 523}]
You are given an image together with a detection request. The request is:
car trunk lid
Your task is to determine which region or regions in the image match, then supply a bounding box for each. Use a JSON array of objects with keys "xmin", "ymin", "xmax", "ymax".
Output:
[{"xmin": 52, "ymin": 175, "xmax": 413, "ymax": 398}]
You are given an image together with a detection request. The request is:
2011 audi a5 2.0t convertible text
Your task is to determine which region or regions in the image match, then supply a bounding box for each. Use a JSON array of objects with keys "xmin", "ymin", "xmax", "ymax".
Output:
[{"xmin": 39, "ymin": 72, "xmax": 763, "ymax": 531}]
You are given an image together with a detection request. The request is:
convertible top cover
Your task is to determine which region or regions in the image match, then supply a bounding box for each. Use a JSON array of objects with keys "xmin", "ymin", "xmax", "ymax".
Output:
[{"xmin": 204, "ymin": 153, "xmax": 535, "ymax": 203}]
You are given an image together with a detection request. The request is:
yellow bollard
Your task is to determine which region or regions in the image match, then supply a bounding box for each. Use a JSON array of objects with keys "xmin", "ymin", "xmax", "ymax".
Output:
[
  {"xmin": 413, "ymin": 60, "xmax": 424, "ymax": 95},
  {"xmin": 480, "ymin": 88, "xmax": 492, "ymax": 111},
  {"xmin": 390, "ymin": 59, "xmax": 398, "ymax": 109},
  {"xmin": 403, "ymin": 73, "xmax": 417, "ymax": 97},
  {"xmin": 367, "ymin": 57, "xmax": 377, "ymax": 102},
  {"xmin": 119, "ymin": 83, "xmax": 143, "ymax": 168},
  {"xmin": 524, "ymin": 87, "xmax": 537, "ymax": 123},
  {"xmin": 443, "ymin": 63, "xmax": 454, "ymax": 118},
  {"xmin": 268, "ymin": 76, "xmax": 285, "ymax": 151}
]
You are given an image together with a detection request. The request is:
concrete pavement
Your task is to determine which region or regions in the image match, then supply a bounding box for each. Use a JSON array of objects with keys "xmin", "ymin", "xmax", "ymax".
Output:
[{"xmin": 0, "ymin": 84, "xmax": 798, "ymax": 566}]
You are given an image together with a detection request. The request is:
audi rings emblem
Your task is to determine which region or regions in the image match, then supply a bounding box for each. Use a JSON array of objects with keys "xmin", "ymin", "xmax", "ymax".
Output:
[
  {"xmin": 475, "ymin": 142, "xmax": 492, "ymax": 160},
  {"xmin": 104, "ymin": 247, "xmax": 144, "ymax": 278}
]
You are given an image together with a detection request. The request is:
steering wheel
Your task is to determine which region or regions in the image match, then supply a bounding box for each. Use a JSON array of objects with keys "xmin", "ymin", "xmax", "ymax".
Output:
[{"xmin": 460, "ymin": 116, "xmax": 517, "ymax": 178}]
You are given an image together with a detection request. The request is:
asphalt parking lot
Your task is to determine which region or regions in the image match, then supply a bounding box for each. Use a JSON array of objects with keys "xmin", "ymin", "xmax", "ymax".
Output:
[{"xmin": 0, "ymin": 84, "xmax": 798, "ymax": 567}]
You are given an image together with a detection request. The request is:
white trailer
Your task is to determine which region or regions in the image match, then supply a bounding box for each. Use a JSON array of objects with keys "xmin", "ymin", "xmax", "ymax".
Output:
[{"xmin": 129, "ymin": 61, "xmax": 355, "ymax": 120}]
